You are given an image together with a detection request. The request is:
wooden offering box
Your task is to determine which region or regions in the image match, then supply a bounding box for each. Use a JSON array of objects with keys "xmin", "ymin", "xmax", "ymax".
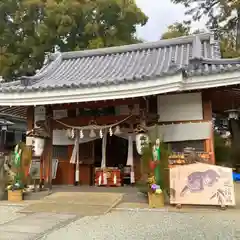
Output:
[{"xmin": 95, "ymin": 167, "xmax": 121, "ymax": 186}]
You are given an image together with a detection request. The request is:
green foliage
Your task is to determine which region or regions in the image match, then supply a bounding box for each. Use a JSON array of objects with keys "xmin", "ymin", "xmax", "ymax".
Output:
[
  {"xmin": 159, "ymin": 142, "xmax": 171, "ymax": 193},
  {"xmin": 161, "ymin": 21, "xmax": 205, "ymax": 40},
  {"xmin": 214, "ymin": 131, "xmax": 232, "ymax": 166},
  {"xmin": 161, "ymin": 20, "xmax": 240, "ymax": 58},
  {"xmin": 161, "ymin": 21, "xmax": 191, "ymax": 39},
  {"xmin": 138, "ymin": 138, "xmax": 171, "ymax": 195},
  {"xmin": 0, "ymin": 0, "xmax": 148, "ymax": 80},
  {"xmin": 170, "ymin": 0, "xmax": 240, "ymax": 56}
]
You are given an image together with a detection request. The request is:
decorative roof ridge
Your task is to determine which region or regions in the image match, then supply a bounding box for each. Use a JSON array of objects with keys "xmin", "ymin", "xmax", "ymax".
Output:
[
  {"xmin": 190, "ymin": 57, "xmax": 240, "ymax": 65},
  {"xmin": 192, "ymin": 36, "xmax": 202, "ymax": 58},
  {"xmin": 61, "ymin": 32, "xmax": 214, "ymax": 60},
  {"xmin": 19, "ymin": 53, "xmax": 62, "ymax": 85},
  {"xmin": 0, "ymin": 80, "xmax": 22, "ymax": 88}
]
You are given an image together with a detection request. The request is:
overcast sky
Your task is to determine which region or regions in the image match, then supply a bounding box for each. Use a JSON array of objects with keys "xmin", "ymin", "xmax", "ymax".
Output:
[{"xmin": 135, "ymin": 0, "xmax": 207, "ymax": 42}]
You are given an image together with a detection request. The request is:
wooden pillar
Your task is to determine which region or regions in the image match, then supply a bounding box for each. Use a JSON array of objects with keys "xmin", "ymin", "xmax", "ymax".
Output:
[
  {"xmin": 202, "ymin": 92, "xmax": 215, "ymax": 164},
  {"xmin": 43, "ymin": 106, "xmax": 53, "ymax": 189},
  {"xmin": 68, "ymin": 145, "xmax": 75, "ymax": 185},
  {"xmin": 27, "ymin": 107, "xmax": 34, "ymax": 131},
  {"xmin": 26, "ymin": 107, "xmax": 34, "ymax": 185}
]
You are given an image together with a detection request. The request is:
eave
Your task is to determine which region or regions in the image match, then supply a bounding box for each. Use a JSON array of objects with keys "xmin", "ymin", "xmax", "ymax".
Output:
[{"xmin": 0, "ymin": 69, "xmax": 240, "ymax": 106}]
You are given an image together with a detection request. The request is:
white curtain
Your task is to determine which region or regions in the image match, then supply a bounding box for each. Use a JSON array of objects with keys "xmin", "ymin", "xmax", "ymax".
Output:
[
  {"xmin": 126, "ymin": 134, "xmax": 133, "ymax": 166},
  {"xmin": 126, "ymin": 134, "xmax": 135, "ymax": 183},
  {"xmin": 101, "ymin": 131, "xmax": 107, "ymax": 169},
  {"xmin": 70, "ymin": 137, "xmax": 78, "ymax": 164}
]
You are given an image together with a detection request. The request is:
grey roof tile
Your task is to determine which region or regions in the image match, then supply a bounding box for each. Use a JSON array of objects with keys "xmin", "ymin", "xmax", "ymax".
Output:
[
  {"xmin": 186, "ymin": 58, "xmax": 240, "ymax": 76},
  {"xmin": 1, "ymin": 32, "xmax": 238, "ymax": 93}
]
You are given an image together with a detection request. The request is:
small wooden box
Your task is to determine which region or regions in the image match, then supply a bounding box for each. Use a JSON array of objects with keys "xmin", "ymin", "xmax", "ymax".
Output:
[
  {"xmin": 148, "ymin": 192, "xmax": 164, "ymax": 208},
  {"xmin": 8, "ymin": 190, "xmax": 23, "ymax": 202}
]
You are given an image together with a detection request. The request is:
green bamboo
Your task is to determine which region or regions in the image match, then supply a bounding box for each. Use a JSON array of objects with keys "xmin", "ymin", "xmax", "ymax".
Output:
[{"xmin": 154, "ymin": 146, "xmax": 161, "ymax": 185}]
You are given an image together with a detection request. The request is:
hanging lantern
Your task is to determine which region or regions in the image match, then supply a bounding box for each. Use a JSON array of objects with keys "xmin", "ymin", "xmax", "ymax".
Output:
[
  {"xmin": 80, "ymin": 130, "xmax": 84, "ymax": 139},
  {"xmin": 32, "ymin": 137, "xmax": 45, "ymax": 157},
  {"xmin": 114, "ymin": 126, "xmax": 121, "ymax": 135},
  {"xmin": 225, "ymin": 109, "xmax": 239, "ymax": 120},
  {"xmin": 100, "ymin": 129, "xmax": 103, "ymax": 138},
  {"xmin": 109, "ymin": 127, "xmax": 113, "ymax": 136},
  {"xmin": 135, "ymin": 133, "xmax": 149, "ymax": 155},
  {"xmin": 89, "ymin": 129, "xmax": 96, "ymax": 138}
]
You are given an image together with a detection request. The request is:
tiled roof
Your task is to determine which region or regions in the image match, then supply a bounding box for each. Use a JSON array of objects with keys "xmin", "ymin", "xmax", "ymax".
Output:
[
  {"xmin": 186, "ymin": 57, "xmax": 240, "ymax": 76},
  {"xmin": 0, "ymin": 106, "xmax": 27, "ymax": 118},
  {"xmin": 0, "ymin": 33, "xmax": 225, "ymax": 93}
]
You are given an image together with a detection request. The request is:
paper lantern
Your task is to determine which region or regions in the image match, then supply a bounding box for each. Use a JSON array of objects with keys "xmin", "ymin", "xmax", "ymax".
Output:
[
  {"xmin": 135, "ymin": 133, "xmax": 149, "ymax": 155},
  {"xmin": 32, "ymin": 137, "xmax": 45, "ymax": 157}
]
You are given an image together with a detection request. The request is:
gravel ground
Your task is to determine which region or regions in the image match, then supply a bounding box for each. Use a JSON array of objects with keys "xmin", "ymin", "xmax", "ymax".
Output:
[
  {"xmin": 0, "ymin": 205, "xmax": 25, "ymax": 225},
  {"xmin": 41, "ymin": 210, "xmax": 240, "ymax": 240}
]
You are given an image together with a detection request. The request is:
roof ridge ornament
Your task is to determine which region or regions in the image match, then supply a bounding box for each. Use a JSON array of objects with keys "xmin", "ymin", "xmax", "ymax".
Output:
[
  {"xmin": 60, "ymin": 33, "xmax": 213, "ymax": 60},
  {"xmin": 20, "ymin": 52, "xmax": 62, "ymax": 86},
  {"xmin": 192, "ymin": 36, "xmax": 202, "ymax": 59}
]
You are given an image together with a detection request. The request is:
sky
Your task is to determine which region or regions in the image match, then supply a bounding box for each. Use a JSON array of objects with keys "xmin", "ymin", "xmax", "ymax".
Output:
[{"xmin": 135, "ymin": 0, "xmax": 207, "ymax": 42}]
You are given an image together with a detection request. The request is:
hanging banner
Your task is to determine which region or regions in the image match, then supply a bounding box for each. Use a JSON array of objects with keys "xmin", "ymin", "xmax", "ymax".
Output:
[
  {"xmin": 170, "ymin": 163, "xmax": 235, "ymax": 206},
  {"xmin": 29, "ymin": 159, "xmax": 59, "ymax": 180}
]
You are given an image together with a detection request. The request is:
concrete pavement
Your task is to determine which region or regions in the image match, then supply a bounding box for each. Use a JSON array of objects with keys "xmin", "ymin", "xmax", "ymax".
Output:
[
  {"xmin": 20, "ymin": 191, "xmax": 123, "ymax": 215},
  {"xmin": 0, "ymin": 184, "xmax": 240, "ymax": 240},
  {"xmin": 0, "ymin": 197, "xmax": 240, "ymax": 240},
  {"xmin": 40, "ymin": 210, "xmax": 240, "ymax": 240},
  {"xmin": 0, "ymin": 212, "xmax": 78, "ymax": 240}
]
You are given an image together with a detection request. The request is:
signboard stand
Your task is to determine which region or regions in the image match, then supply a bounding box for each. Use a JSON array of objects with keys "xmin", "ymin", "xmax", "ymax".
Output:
[
  {"xmin": 29, "ymin": 158, "xmax": 59, "ymax": 191},
  {"xmin": 170, "ymin": 163, "xmax": 235, "ymax": 210}
]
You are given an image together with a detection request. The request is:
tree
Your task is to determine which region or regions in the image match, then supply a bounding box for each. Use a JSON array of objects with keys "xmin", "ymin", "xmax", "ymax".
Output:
[
  {"xmin": 161, "ymin": 21, "xmax": 239, "ymax": 58},
  {"xmin": 0, "ymin": 0, "xmax": 147, "ymax": 80},
  {"xmin": 161, "ymin": 21, "xmax": 191, "ymax": 39},
  {"xmin": 170, "ymin": 0, "xmax": 240, "ymax": 54},
  {"xmin": 161, "ymin": 21, "xmax": 204, "ymax": 40}
]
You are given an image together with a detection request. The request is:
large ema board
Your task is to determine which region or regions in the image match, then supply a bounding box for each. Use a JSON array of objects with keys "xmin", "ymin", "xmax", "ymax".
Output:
[{"xmin": 170, "ymin": 163, "xmax": 235, "ymax": 207}]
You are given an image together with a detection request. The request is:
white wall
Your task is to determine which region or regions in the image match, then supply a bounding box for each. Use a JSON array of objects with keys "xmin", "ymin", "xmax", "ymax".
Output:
[
  {"xmin": 158, "ymin": 92, "xmax": 203, "ymax": 122},
  {"xmin": 158, "ymin": 122, "xmax": 212, "ymax": 142}
]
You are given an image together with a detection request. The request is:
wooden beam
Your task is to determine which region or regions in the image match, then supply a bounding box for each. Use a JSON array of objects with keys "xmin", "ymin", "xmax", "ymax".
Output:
[
  {"xmin": 52, "ymin": 98, "xmax": 141, "ymax": 110},
  {"xmin": 52, "ymin": 115, "xmax": 139, "ymax": 129}
]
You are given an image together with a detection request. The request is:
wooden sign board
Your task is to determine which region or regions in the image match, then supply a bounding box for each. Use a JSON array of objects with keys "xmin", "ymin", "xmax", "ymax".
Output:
[
  {"xmin": 170, "ymin": 163, "xmax": 235, "ymax": 206},
  {"xmin": 29, "ymin": 159, "xmax": 59, "ymax": 180}
]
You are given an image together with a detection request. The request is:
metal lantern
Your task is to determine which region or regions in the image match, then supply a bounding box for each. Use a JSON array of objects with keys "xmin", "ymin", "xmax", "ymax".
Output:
[
  {"xmin": 225, "ymin": 109, "xmax": 239, "ymax": 120},
  {"xmin": 135, "ymin": 133, "xmax": 149, "ymax": 155}
]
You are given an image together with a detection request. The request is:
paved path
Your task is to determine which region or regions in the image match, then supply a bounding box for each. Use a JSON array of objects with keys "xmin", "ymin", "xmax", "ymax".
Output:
[
  {"xmin": 1, "ymin": 204, "xmax": 240, "ymax": 239},
  {"xmin": 21, "ymin": 192, "xmax": 123, "ymax": 216},
  {"xmin": 1, "ymin": 184, "xmax": 240, "ymax": 240},
  {"xmin": 40, "ymin": 210, "xmax": 240, "ymax": 240},
  {"xmin": 0, "ymin": 212, "xmax": 77, "ymax": 240}
]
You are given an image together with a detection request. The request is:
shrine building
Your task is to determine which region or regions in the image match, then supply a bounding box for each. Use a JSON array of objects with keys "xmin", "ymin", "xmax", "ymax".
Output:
[{"xmin": 0, "ymin": 32, "xmax": 239, "ymax": 186}]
